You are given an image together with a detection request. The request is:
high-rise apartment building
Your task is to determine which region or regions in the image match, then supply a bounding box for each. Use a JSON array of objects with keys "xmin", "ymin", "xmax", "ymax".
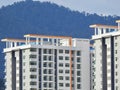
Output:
[
  {"xmin": 2, "ymin": 34, "xmax": 90, "ymax": 90},
  {"xmin": 90, "ymin": 20, "xmax": 120, "ymax": 90}
]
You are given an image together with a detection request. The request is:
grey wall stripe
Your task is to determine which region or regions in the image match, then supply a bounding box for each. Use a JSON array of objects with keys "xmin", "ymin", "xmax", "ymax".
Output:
[
  {"xmin": 39, "ymin": 48, "xmax": 42, "ymax": 90},
  {"xmin": 19, "ymin": 50, "xmax": 23, "ymax": 90},
  {"xmin": 55, "ymin": 49, "xmax": 57, "ymax": 90},
  {"xmin": 102, "ymin": 38, "xmax": 107, "ymax": 90},
  {"xmin": 111, "ymin": 36, "xmax": 115, "ymax": 90},
  {"xmin": 12, "ymin": 51, "xmax": 16, "ymax": 90}
]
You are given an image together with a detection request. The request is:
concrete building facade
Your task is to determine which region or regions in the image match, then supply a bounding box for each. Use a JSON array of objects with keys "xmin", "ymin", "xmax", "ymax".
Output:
[
  {"xmin": 2, "ymin": 34, "xmax": 90, "ymax": 90},
  {"xmin": 90, "ymin": 20, "xmax": 120, "ymax": 90}
]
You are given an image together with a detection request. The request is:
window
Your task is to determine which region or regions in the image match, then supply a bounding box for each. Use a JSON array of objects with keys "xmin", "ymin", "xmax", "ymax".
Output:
[
  {"xmin": 48, "ymin": 69, "xmax": 53, "ymax": 74},
  {"xmin": 59, "ymin": 50, "xmax": 63, "ymax": 53},
  {"xmin": 29, "ymin": 55, "xmax": 37, "ymax": 58},
  {"xmin": 30, "ymin": 48, "xmax": 36, "ymax": 52},
  {"xmin": 65, "ymin": 57, "xmax": 69, "ymax": 60},
  {"xmin": 30, "ymin": 82, "xmax": 37, "ymax": 85},
  {"xmin": 30, "ymin": 61, "xmax": 37, "ymax": 65},
  {"xmin": 59, "ymin": 70, "xmax": 63, "ymax": 73},
  {"xmin": 65, "ymin": 76, "xmax": 69, "ymax": 80},
  {"xmin": 48, "ymin": 49, "xmax": 52, "ymax": 54},
  {"xmin": 77, "ymin": 51, "xmax": 81, "ymax": 56},
  {"xmin": 77, "ymin": 64, "xmax": 81, "ymax": 69},
  {"xmin": 59, "ymin": 63, "xmax": 63, "ymax": 67},
  {"xmin": 48, "ymin": 56, "xmax": 52, "ymax": 61},
  {"xmin": 66, "ymin": 83, "xmax": 70, "ymax": 87},
  {"xmin": 115, "ymin": 50, "xmax": 117, "ymax": 54},
  {"xmin": 44, "ymin": 82, "xmax": 47, "ymax": 87},
  {"xmin": 77, "ymin": 77, "xmax": 81, "ymax": 82},
  {"xmin": 49, "ymin": 83, "xmax": 53, "ymax": 88},
  {"xmin": 30, "ymin": 75, "xmax": 37, "ymax": 79},
  {"xmin": 77, "ymin": 71, "xmax": 81, "ymax": 76},
  {"xmin": 43, "ymin": 62, "xmax": 47, "ymax": 67},
  {"xmin": 65, "ymin": 50, "xmax": 69, "ymax": 54},
  {"xmin": 59, "ymin": 83, "xmax": 63, "ymax": 87},
  {"xmin": 43, "ymin": 56, "xmax": 47, "ymax": 60},
  {"xmin": 30, "ymin": 68, "xmax": 37, "ymax": 72},
  {"xmin": 43, "ymin": 76, "xmax": 47, "ymax": 81},
  {"xmin": 77, "ymin": 57, "xmax": 81, "ymax": 62},
  {"xmin": 30, "ymin": 88, "xmax": 37, "ymax": 90},
  {"xmin": 115, "ymin": 57, "xmax": 118, "ymax": 61},
  {"xmin": 59, "ymin": 56, "xmax": 63, "ymax": 60},
  {"xmin": 43, "ymin": 69, "xmax": 47, "ymax": 74},
  {"xmin": 48, "ymin": 63, "xmax": 53, "ymax": 67},
  {"xmin": 49, "ymin": 76, "xmax": 53, "ymax": 81},
  {"xmin": 65, "ymin": 63, "xmax": 69, "ymax": 67},
  {"xmin": 43, "ymin": 49, "xmax": 47, "ymax": 54},
  {"xmin": 77, "ymin": 84, "xmax": 81, "ymax": 89},
  {"xmin": 65, "ymin": 70, "xmax": 69, "ymax": 73},
  {"xmin": 59, "ymin": 76, "xmax": 63, "ymax": 80}
]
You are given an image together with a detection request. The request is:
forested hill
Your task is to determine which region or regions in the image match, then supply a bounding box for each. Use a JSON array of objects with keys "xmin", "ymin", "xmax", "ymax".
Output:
[
  {"xmin": 0, "ymin": 0, "xmax": 120, "ymax": 39},
  {"xmin": 0, "ymin": 0, "xmax": 120, "ymax": 88}
]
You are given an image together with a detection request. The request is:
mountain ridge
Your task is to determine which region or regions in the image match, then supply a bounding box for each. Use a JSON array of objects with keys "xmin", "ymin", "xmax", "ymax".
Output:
[{"xmin": 0, "ymin": 0, "xmax": 119, "ymax": 39}]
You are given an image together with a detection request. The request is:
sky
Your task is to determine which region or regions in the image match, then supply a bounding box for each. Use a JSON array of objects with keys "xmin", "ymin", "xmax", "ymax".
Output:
[{"xmin": 0, "ymin": 0, "xmax": 120, "ymax": 16}]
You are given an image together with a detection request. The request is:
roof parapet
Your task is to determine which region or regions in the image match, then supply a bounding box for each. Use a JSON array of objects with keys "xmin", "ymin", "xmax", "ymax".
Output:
[
  {"xmin": 116, "ymin": 20, "xmax": 120, "ymax": 23},
  {"xmin": 1, "ymin": 38, "xmax": 26, "ymax": 42},
  {"xmin": 90, "ymin": 24, "xmax": 118, "ymax": 29},
  {"xmin": 90, "ymin": 24, "xmax": 118, "ymax": 36},
  {"xmin": 1, "ymin": 34, "xmax": 73, "ymax": 48},
  {"xmin": 24, "ymin": 34, "xmax": 72, "ymax": 39}
]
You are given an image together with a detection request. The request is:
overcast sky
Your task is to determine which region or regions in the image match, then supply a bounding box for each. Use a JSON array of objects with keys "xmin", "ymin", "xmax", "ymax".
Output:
[{"xmin": 0, "ymin": 0, "xmax": 120, "ymax": 16}]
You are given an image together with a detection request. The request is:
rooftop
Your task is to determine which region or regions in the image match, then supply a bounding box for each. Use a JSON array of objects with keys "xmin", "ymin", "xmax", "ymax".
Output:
[
  {"xmin": 1, "ymin": 34, "xmax": 76, "ymax": 49},
  {"xmin": 90, "ymin": 20, "xmax": 120, "ymax": 39},
  {"xmin": 90, "ymin": 24, "xmax": 118, "ymax": 29},
  {"xmin": 90, "ymin": 24, "xmax": 119, "ymax": 36}
]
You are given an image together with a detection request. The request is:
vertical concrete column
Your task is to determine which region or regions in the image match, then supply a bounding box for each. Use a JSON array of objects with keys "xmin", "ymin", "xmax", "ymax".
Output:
[
  {"xmin": 98, "ymin": 28, "xmax": 102, "ymax": 35},
  {"xmin": 25, "ymin": 37, "xmax": 28, "ymax": 45},
  {"xmin": 95, "ymin": 28, "xmax": 97, "ymax": 35},
  {"xmin": 118, "ymin": 22, "xmax": 120, "ymax": 30},
  {"xmin": 41, "ymin": 38, "xmax": 43, "ymax": 45},
  {"xmin": 10, "ymin": 42, "xmax": 13, "ymax": 48},
  {"xmin": 48, "ymin": 38, "xmax": 50, "ymax": 42},
  {"xmin": 108, "ymin": 28, "xmax": 111, "ymax": 32},
  {"xmin": 14, "ymin": 42, "xmax": 17, "ymax": 47},
  {"xmin": 52, "ymin": 38, "xmax": 54, "ymax": 45},
  {"xmin": 56, "ymin": 39, "xmax": 58, "ymax": 46},
  {"xmin": 28, "ymin": 37, "xmax": 30, "ymax": 44},
  {"xmin": 6, "ymin": 42, "xmax": 9, "ymax": 48},
  {"xmin": 36, "ymin": 38, "xmax": 39, "ymax": 45},
  {"xmin": 103, "ymin": 28, "xmax": 106, "ymax": 34}
]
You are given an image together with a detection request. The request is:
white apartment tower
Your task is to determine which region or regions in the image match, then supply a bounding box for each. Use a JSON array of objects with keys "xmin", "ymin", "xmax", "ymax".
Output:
[
  {"xmin": 2, "ymin": 34, "xmax": 90, "ymax": 90},
  {"xmin": 90, "ymin": 20, "xmax": 120, "ymax": 90}
]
